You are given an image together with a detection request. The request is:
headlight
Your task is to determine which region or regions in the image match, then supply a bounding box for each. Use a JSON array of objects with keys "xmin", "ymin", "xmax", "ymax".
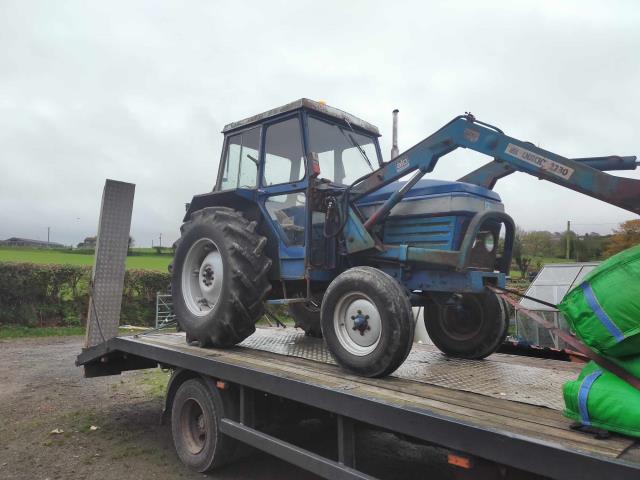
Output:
[
  {"xmin": 483, "ymin": 233, "xmax": 495, "ymax": 252},
  {"xmin": 473, "ymin": 231, "xmax": 496, "ymax": 252}
]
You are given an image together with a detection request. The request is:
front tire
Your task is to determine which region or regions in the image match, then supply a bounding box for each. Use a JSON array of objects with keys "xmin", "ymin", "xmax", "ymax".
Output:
[
  {"xmin": 425, "ymin": 292, "xmax": 507, "ymax": 359},
  {"xmin": 171, "ymin": 207, "xmax": 272, "ymax": 347},
  {"xmin": 320, "ymin": 267, "xmax": 414, "ymax": 378}
]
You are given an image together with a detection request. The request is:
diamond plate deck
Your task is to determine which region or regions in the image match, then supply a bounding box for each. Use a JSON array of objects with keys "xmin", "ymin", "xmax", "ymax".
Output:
[{"xmin": 239, "ymin": 328, "xmax": 579, "ymax": 410}]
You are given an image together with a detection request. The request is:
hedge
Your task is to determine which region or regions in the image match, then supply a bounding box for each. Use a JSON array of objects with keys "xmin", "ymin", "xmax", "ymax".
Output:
[{"xmin": 0, "ymin": 263, "xmax": 170, "ymax": 327}]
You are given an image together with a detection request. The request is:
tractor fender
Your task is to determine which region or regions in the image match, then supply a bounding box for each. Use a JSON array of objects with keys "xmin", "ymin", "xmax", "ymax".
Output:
[
  {"xmin": 184, "ymin": 190, "xmax": 258, "ymax": 222},
  {"xmin": 182, "ymin": 189, "xmax": 281, "ymax": 279}
]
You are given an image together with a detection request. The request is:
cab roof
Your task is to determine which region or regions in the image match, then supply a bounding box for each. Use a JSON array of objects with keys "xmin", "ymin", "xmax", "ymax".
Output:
[{"xmin": 222, "ymin": 98, "xmax": 380, "ymax": 136}]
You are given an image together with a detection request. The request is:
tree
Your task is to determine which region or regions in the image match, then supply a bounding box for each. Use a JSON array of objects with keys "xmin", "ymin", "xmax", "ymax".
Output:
[
  {"xmin": 574, "ymin": 233, "xmax": 607, "ymax": 261},
  {"xmin": 605, "ymin": 219, "xmax": 640, "ymax": 257},
  {"xmin": 512, "ymin": 227, "xmax": 532, "ymax": 279},
  {"xmin": 521, "ymin": 231, "xmax": 554, "ymax": 257}
]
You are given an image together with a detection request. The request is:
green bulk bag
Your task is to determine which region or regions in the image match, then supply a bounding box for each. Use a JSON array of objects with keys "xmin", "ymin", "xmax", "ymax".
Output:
[
  {"xmin": 558, "ymin": 244, "xmax": 640, "ymax": 357},
  {"xmin": 563, "ymin": 359, "xmax": 640, "ymax": 438}
]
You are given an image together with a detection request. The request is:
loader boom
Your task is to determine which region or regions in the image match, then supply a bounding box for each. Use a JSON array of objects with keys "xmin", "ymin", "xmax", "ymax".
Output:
[
  {"xmin": 459, "ymin": 155, "xmax": 638, "ymax": 190},
  {"xmin": 351, "ymin": 114, "xmax": 640, "ymax": 230}
]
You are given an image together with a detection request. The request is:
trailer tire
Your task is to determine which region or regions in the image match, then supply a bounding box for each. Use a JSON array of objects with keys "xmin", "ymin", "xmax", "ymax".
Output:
[
  {"xmin": 425, "ymin": 292, "xmax": 507, "ymax": 359},
  {"xmin": 171, "ymin": 207, "xmax": 272, "ymax": 347},
  {"xmin": 321, "ymin": 267, "xmax": 414, "ymax": 377},
  {"xmin": 289, "ymin": 298, "xmax": 323, "ymax": 338},
  {"xmin": 171, "ymin": 378, "xmax": 238, "ymax": 472}
]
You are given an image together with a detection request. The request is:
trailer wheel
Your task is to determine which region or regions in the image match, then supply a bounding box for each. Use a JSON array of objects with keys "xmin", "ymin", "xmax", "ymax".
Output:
[
  {"xmin": 171, "ymin": 207, "xmax": 272, "ymax": 347},
  {"xmin": 289, "ymin": 297, "xmax": 322, "ymax": 338},
  {"xmin": 171, "ymin": 378, "xmax": 237, "ymax": 472},
  {"xmin": 321, "ymin": 267, "xmax": 414, "ymax": 377},
  {"xmin": 425, "ymin": 292, "xmax": 507, "ymax": 359}
]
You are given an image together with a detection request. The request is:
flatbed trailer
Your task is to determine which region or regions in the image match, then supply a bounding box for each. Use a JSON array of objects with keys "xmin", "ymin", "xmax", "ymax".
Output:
[{"xmin": 77, "ymin": 327, "xmax": 640, "ymax": 479}]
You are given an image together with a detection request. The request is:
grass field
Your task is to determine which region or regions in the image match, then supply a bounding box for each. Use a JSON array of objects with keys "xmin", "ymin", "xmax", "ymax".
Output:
[
  {"xmin": 0, "ymin": 247, "xmax": 171, "ymax": 271},
  {"xmin": 1, "ymin": 247, "xmax": 576, "ymax": 277},
  {"xmin": 0, "ymin": 326, "xmax": 86, "ymax": 338}
]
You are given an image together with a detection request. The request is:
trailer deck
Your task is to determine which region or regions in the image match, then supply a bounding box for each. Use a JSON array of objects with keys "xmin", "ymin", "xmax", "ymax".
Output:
[{"xmin": 77, "ymin": 327, "xmax": 640, "ymax": 479}]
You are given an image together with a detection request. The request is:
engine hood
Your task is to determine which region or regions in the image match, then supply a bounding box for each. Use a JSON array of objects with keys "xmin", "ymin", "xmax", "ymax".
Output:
[{"xmin": 355, "ymin": 179, "xmax": 502, "ymax": 206}]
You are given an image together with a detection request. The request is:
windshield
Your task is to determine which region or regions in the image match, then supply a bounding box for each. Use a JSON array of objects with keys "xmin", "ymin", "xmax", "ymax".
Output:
[{"xmin": 307, "ymin": 116, "xmax": 379, "ymax": 186}]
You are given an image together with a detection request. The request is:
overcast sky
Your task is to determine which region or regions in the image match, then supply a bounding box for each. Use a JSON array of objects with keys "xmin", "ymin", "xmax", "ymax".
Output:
[{"xmin": 1, "ymin": 0, "xmax": 639, "ymax": 246}]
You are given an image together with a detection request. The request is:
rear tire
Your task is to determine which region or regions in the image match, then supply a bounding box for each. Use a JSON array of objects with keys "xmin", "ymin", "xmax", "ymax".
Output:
[
  {"xmin": 425, "ymin": 292, "xmax": 507, "ymax": 359},
  {"xmin": 171, "ymin": 207, "xmax": 272, "ymax": 347},
  {"xmin": 320, "ymin": 267, "xmax": 414, "ymax": 377},
  {"xmin": 289, "ymin": 298, "xmax": 322, "ymax": 338},
  {"xmin": 171, "ymin": 378, "xmax": 239, "ymax": 472}
]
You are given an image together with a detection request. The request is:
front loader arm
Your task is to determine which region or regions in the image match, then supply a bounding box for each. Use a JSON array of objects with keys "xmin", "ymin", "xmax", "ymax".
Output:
[
  {"xmin": 459, "ymin": 155, "xmax": 639, "ymax": 190},
  {"xmin": 351, "ymin": 115, "xmax": 640, "ymax": 230}
]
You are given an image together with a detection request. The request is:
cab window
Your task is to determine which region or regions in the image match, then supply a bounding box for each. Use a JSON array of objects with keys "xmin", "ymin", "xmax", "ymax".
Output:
[
  {"xmin": 219, "ymin": 127, "xmax": 260, "ymax": 190},
  {"xmin": 307, "ymin": 116, "xmax": 377, "ymax": 186},
  {"xmin": 265, "ymin": 193, "xmax": 306, "ymax": 246},
  {"xmin": 263, "ymin": 117, "xmax": 305, "ymax": 186}
]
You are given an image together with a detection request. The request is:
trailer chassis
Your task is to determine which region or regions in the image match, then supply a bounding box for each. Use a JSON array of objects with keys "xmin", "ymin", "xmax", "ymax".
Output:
[{"xmin": 77, "ymin": 333, "xmax": 640, "ymax": 480}]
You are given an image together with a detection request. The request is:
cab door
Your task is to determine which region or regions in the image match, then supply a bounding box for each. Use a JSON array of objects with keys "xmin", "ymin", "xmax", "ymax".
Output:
[{"xmin": 259, "ymin": 114, "xmax": 308, "ymax": 279}]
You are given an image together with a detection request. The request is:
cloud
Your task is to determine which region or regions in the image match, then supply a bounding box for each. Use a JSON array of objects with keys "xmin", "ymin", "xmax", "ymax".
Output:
[{"xmin": 1, "ymin": 0, "xmax": 638, "ymax": 246}]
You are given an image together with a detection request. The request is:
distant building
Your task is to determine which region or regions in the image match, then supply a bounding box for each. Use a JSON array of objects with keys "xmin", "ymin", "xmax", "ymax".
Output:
[
  {"xmin": 0, "ymin": 237, "xmax": 65, "ymax": 248},
  {"xmin": 77, "ymin": 236, "xmax": 97, "ymax": 248}
]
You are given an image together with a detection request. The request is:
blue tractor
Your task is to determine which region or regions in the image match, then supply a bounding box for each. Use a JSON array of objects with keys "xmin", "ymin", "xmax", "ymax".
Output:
[{"xmin": 171, "ymin": 99, "xmax": 640, "ymax": 377}]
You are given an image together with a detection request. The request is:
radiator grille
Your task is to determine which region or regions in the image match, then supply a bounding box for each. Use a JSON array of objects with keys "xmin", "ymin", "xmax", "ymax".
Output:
[{"xmin": 383, "ymin": 215, "xmax": 455, "ymax": 250}]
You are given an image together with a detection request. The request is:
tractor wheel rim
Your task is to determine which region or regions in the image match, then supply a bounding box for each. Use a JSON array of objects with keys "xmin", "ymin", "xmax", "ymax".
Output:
[
  {"xmin": 180, "ymin": 398, "xmax": 207, "ymax": 455},
  {"xmin": 333, "ymin": 292, "xmax": 381, "ymax": 356},
  {"xmin": 182, "ymin": 238, "xmax": 224, "ymax": 317}
]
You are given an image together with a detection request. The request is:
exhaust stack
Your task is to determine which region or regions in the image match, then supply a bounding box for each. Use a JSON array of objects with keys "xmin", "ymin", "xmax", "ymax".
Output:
[{"xmin": 391, "ymin": 109, "xmax": 399, "ymax": 159}]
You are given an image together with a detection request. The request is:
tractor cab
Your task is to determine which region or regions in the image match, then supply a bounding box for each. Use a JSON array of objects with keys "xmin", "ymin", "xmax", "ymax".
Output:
[
  {"xmin": 217, "ymin": 98, "xmax": 382, "ymax": 188},
  {"xmin": 212, "ymin": 99, "xmax": 384, "ymax": 280}
]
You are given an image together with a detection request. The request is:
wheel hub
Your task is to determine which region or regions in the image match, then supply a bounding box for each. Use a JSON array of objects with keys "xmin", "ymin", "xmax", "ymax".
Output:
[
  {"xmin": 196, "ymin": 414, "xmax": 205, "ymax": 432},
  {"xmin": 181, "ymin": 398, "xmax": 207, "ymax": 455},
  {"xmin": 351, "ymin": 310, "xmax": 371, "ymax": 336},
  {"xmin": 201, "ymin": 265, "xmax": 215, "ymax": 287}
]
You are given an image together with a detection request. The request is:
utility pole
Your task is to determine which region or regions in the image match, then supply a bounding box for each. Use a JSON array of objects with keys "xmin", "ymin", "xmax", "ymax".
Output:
[
  {"xmin": 565, "ymin": 221, "xmax": 571, "ymax": 260},
  {"xmin": 47, "ymin": 227, "xmax": 50, "ymax": 248},
  {"xmin": 159, "ymin": 233, "xmax": 162, "ymax": 249}
]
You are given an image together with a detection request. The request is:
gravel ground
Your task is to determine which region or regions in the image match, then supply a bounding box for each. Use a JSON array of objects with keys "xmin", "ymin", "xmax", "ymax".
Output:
[{"xmin": 0, "ymin": 336, "xmax": 454, "ymax": 480}]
